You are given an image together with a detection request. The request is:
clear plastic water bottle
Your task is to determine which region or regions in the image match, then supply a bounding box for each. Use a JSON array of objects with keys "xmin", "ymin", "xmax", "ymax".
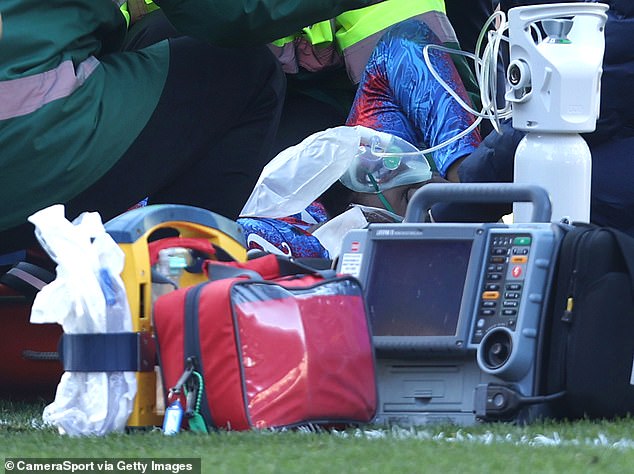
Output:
[
  {"xmin": 152, "ymin": 247, "xmax": 192, "ymax": 303},
  {"xmin": 157, "ymin": 247, "xmax": 191, "ymax": 281}
]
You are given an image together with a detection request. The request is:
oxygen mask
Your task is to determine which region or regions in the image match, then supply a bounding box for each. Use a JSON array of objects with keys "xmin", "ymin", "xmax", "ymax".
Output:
[{"xmin": 339, "ymin": 132, "xmax": 432, "ymax": 194}]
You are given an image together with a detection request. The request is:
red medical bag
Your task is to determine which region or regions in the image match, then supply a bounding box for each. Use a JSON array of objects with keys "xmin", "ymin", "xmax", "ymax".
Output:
[{"xmin": 154, "ymin": 254, "xmax": 377, "ymax": 431}]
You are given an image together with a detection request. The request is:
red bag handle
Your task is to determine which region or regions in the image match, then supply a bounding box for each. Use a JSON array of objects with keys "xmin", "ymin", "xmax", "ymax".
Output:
[{"xmin": 205, "ymin": 254, "xmax": 335, "ymax": 281}]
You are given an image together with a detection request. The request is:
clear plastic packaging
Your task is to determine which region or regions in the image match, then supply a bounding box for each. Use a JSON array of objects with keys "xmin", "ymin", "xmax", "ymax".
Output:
[
  {"xmin": 27, "ymin": 204, "xmax": 136, "ymax": 436},
  {"xmin": 240, "ymin": 126, "xmax": 361, "ymax": 218}
]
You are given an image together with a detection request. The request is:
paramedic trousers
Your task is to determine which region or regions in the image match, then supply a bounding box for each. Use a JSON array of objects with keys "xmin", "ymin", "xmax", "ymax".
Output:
[
  {"xmin": 124, "ymin": 9, "xmax": 347, "ymax": 158},
  {"xmin": 1, "ymin": 36, "xmax": 285, "ymax": 253}
]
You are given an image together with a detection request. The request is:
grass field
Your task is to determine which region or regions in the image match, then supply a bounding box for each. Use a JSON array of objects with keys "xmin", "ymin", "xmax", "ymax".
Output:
[{"xmin": 2, "ymin": 399, "xmax": 634, "ymax": 473}]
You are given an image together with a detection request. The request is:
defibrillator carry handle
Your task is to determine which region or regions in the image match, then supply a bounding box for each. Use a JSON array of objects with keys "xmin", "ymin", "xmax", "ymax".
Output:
[
  {"xmin": 106, "ymin": 204, "xmax": 245, "ymax": 247},
  {"xmin": 403, "ymin": 183, "xmax": 552, "ymax": 224}
]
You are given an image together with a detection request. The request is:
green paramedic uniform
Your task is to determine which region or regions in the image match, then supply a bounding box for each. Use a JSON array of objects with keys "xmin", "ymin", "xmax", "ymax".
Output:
[{"xmin": 0, "ymin": 0, "xmax": 380, "ymax": 232}]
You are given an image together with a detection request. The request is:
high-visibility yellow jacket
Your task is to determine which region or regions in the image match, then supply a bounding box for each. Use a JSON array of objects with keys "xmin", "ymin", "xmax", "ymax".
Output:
[
  {"xmin": 270, "ymin": 0, "xmax": 478, "ymax": 104},
  {"xmin": 275, "ymin": 0, "xmax": 446, "ymax": 49},
  {"xmin": 120, "ymin": 0, "xmax": 161, "ymax": 26},
  {"xmin": 334, "ymin": 0, "xmax": 446, "ymax": 52}
]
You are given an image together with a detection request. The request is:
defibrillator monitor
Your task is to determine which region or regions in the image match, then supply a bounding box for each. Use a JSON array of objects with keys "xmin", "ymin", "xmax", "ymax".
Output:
[
  {"xmin": 366, "ymin": 238, "xmax": 472, "ymax": 338},
  {"xmin": 335, "ymin": 184, "xmax": 564, "ymax": 425},
  {"xmin": 338, "ymin": 225, "xmax": 480, "ymax": 354},
  {"xmin": 338, "ymin": 222, "xmax": 560, "ymax": 365}
]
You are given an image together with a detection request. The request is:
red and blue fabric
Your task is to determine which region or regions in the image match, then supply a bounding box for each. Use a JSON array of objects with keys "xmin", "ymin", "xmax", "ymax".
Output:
[
  {"xmin": 346, "ymin": 19, "xmax": 481, "ymax": 177},
  {"xmin": 238, "ymin": 203, "xmax": 329, "ymax": 258}
]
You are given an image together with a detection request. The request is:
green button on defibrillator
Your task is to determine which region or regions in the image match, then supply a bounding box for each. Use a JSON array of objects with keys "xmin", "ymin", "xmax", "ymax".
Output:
[{"xmin": 513, "ymin": 236, "xmax": 532, "ymax": 246}]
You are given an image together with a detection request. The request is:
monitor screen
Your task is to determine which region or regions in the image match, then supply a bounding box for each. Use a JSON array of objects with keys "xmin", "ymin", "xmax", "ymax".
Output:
[{"xmin": 364, "ymin": 238, "xmax": 473, "ymax": 337}]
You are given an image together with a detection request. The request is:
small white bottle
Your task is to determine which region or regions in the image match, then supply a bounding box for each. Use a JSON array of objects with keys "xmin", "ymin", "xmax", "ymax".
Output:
[{"xmin": 152, "ymin": 247, "xmax": 192, "ymax": 303}]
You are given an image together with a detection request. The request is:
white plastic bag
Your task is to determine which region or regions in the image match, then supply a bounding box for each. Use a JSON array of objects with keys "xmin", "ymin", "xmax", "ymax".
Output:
[
  {"xmin": 28, "ymin": 204, "xmax": 137, "ymax": 436},
  {"xmin": 311, "ymin": 206, "xmax": 368, "ymax": 260},
  {"xmin": 240, "ymin": 125, "xmax": 399, "ymax": 218},
  {"xmin": 240, "ymin": 125, "xmax": 428, "ymax": 220}
]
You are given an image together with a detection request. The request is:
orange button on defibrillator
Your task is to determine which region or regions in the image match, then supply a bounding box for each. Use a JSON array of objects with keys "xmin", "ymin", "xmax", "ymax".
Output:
[{"xmin": 482, "ymin": 291, "xmax": 500, "ymax": 300}]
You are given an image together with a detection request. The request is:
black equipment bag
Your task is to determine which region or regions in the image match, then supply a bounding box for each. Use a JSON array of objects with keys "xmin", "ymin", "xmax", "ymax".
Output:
[{"xmin": 539, "ymin": 224, "xmax": 634, "ymax": 419}]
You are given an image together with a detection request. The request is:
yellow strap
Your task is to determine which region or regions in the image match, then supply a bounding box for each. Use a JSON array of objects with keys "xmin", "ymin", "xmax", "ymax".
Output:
[
  {"xmin": 301, "ymin": 20, "xmax": 334, "ymax": 47},
  {"xmin": 146, "ymin": 0, "xmax": 160, "ymax": 12},
  {"xmin": 119, "ymin": 3, "xmax": 131, "ymax": 27},
  {"xmin": 335, "ymin": 0, "xmax": 446, "ymax": 50},
  {"xmin": 272, "ymin": 35, "xmax": 298, "ymax": 47},
  {"xmin": 273, "ymin": 20, "xmax": 333, "ymax": 47}
]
